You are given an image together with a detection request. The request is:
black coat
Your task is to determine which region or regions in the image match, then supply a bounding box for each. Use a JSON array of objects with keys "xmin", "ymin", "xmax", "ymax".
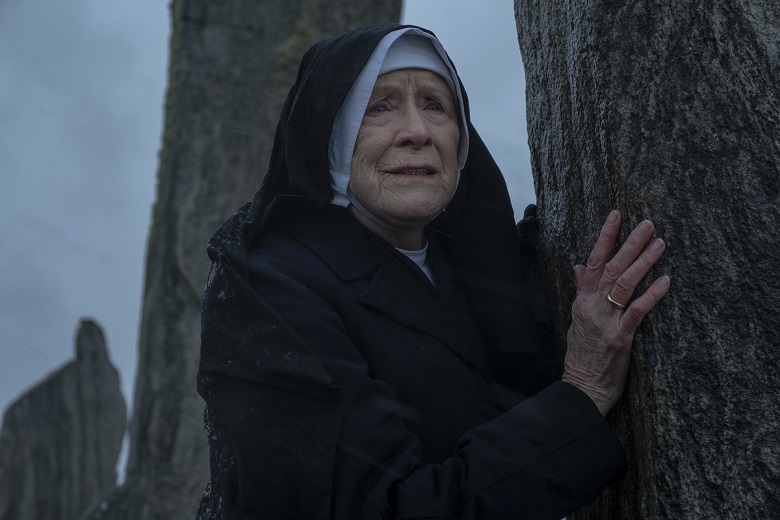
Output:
[{"xmin": 197, "ymin": 24, "xmax": 625, "ymax": 519}]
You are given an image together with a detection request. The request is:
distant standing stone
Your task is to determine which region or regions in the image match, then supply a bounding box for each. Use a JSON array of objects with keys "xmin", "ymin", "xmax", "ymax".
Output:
[{"xmin": 0, "ymin": 319, "xmax": 126, "ymax": 520}]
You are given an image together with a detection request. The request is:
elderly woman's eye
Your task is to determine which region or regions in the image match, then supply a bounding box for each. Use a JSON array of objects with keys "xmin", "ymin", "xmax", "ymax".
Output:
[
  {"xmin": 425, "ymin": 101, "xmax": 445, "ymax": 112},
  {"xmin": 368, "ymin": 103, "xmax": 389, "ymax": 114}
]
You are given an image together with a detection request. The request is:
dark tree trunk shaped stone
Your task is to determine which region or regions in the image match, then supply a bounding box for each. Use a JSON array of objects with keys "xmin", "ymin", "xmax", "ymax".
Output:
[
  {"xmin": 0, "ymin": 319, "xmax": 126, "ymax": 520},
  {"xmin": 516, "ymin": 0, "xmax": 780, "ymax": 517},
  {"xmin": 81, "ymin": 1, "xmax": 402, "ymax": 519}
]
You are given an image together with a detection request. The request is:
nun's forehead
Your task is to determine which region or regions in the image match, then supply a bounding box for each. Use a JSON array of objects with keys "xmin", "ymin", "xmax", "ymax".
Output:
[{"xmin": 368, "ymin": 69, "xmax": 455, "ymax": 112}]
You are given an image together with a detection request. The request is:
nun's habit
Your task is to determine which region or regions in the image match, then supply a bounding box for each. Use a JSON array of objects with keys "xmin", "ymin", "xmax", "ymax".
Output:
[{"xmin": 197, "ymin": 24, "xmax": 625, "ymax": 520}]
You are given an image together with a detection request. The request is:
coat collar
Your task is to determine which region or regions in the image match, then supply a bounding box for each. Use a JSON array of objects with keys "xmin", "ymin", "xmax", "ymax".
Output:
[{"xmin": 281, "ymin": 205, "xmax": 489, "ymax": 372}]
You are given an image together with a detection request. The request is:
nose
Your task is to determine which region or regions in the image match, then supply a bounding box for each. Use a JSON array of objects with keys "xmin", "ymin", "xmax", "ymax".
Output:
[{"xmin": 396, "ymin": 105, "xmax": 432, "ymax": 149}]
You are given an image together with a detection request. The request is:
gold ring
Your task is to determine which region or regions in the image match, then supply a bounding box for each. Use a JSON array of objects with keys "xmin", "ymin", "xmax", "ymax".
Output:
[{"xmin": 606, "ymin": 293, "xmax": 627, "ymax": 309}]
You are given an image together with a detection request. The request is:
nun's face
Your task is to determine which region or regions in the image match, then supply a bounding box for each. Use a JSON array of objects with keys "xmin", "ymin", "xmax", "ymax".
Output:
[{"xmin": 349, "ymin": 69, "xmax": 460, "ymax": 238}]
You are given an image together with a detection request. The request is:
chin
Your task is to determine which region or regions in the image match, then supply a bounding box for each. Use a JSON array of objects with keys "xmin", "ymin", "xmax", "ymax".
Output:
[{"xmin": 389, "ymin": 202, "xmax": 447, "ymax": 227}]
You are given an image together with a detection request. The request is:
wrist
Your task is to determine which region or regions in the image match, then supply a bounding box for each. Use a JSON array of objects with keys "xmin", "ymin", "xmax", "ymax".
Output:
[{"xmin": 560, "ymin": 374, "xmax": 614, "ymax": 416}]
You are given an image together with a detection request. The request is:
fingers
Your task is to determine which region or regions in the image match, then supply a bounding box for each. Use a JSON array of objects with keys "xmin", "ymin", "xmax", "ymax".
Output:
[
  {"xmin": 599, "ymin": 219, "xmax": 655, "ymax": 293},
  {"xmin": 607, "ymin": 237, "xmax": 666, "ymax": 306},
  {"xmin": 579, "ymin": 210, "xmax": 621, "ymax": 293},
  {"xmin": 580, "ymin": 211, "xmax": 666, "ymax": 305},
  {"xmin": 620, "ymin": 275, "xmax": 671, "ymax": 333}
]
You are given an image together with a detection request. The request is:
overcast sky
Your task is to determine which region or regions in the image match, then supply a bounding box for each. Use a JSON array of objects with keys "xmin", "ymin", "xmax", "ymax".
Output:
[{"xmin": 0, "ymin": 0, "xmax": 534, "ymax": 439}]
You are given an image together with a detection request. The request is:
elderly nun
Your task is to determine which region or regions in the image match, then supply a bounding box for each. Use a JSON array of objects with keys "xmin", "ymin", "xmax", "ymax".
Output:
[{"xmin": 197, "ymin": 24, "xmax": 670, "ymax": 520}]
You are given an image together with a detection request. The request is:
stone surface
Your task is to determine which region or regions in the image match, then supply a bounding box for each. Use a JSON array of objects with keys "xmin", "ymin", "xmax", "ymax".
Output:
[
  {"xmin": 0, "ymin": 319, "xmax": 126, "ymax": 520},
  {"xmin": 516, "ymin": 0, "xmax": 780, "ymax": 517},
  {"xmin": 82, "ymin": 1, "xmax": 402, "ymax": 519}
]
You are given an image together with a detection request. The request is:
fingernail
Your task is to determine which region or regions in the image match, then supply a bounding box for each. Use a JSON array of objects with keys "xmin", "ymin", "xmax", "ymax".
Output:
[
  {"xmin": 638, "ymin": 220, "xmax": 652, "ymax": 233},
  {"xmin": 649, "ymin": 238, "xmax": 665, "ymax": 253},
  {"xmin": 608, "ymin": 210, "xmax": 620, "ymax": 224},
  {"xmin": 659, "ymin": 276, "xmax": 670, "ymax": 288}
]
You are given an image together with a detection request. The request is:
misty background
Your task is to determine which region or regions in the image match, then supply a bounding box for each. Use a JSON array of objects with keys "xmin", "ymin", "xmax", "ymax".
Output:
[{"xmin": 0, "ymin": 0, "xmax": 534, "ymax": 477}]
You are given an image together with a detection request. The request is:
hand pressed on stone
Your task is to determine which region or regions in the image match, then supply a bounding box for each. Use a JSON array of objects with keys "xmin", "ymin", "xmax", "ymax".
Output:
[{"xmin": 562, "ymin": 210, "xmax": 670, "ymax": 416}]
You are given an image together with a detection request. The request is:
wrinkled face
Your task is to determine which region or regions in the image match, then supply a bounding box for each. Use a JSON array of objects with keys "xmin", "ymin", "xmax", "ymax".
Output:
[{"xmin": 349, "ymin": 68, "xmax": 460, "ymax": 232}]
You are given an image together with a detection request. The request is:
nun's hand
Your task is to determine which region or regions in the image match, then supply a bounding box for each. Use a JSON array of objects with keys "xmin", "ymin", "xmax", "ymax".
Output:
[{"xmin": 562, "ymin": 210, "xmax": 671, "ymax": 416}]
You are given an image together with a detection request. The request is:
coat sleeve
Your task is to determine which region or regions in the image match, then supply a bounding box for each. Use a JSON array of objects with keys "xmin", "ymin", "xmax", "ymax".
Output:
[{"xmin": 221, "ymin": 246, "xmax": 627, "ymax": 520}]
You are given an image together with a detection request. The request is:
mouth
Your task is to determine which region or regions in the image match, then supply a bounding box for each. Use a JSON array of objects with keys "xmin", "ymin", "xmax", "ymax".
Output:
[{"xmin": 389, "ymin": 166, "xmax": 437, "ymax": 176}]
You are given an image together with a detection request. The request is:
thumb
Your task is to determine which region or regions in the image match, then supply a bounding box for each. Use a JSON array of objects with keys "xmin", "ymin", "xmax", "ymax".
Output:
[{"xmin": 573, "ymin": 264, "xmax": 586, "ymax": 290}]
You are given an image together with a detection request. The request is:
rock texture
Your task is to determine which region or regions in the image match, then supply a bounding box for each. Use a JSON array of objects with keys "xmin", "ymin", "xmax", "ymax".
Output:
[
  {"xmin": 516, "ymin": 0, "xmax": 780, "ymax": 517},
  {"xmin": 0, "ymin": 319, "xmax": 126, "ymax": 520},
  {"xmin": 82, "ymin": 1, "xmax": 402, "ymax": 519}
]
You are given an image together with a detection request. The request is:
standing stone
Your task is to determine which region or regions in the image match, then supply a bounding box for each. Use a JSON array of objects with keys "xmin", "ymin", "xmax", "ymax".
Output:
[
  {"xmin": 516, "ymin": 0, "xmax": 780, "ymax": 517},
  {"xmin": 0, "ymin": 319, "xmax": 126, "ymax": 520},
  {"xmin": 84, "ymin": 1, "xmax": 402, "ymax": 519}
]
